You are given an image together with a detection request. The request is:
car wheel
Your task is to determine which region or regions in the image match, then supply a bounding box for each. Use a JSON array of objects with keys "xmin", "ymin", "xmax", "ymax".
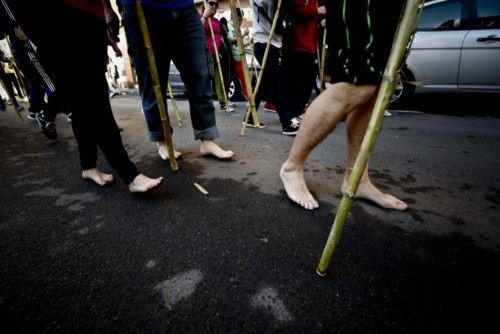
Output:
[
  {"xmin": 229, "ymin": 78, "xmax": 244, "ymax": 102},
  {"xmin": 390, "ymin": 69, "xmax": 415, "ymax": 108}
]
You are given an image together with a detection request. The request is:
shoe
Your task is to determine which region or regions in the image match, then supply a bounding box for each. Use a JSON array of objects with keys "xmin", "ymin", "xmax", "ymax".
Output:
[
  {"xmin": 384, "ymin": 110, "xmax": 392, "ymax": 117},
  {"xmin": 243, "ymin": 118, "xmax": 266, "ymax": 128},
  {"xmin": 282, "ymin": 117, "xmax": 301, "ymax": 136},
  {"xmin": 27, "ymin": 111, "xmax": 37, "ymax": 120},
  {"xmin": 67, "ymin": 113, "xmax": 72, "ymax": 122},
  {"xmin": 36, "ymin": 112, "xmax": 58, "ymax": 140},
  {"xmin": 263, "ymin": 102, "xmax": 277, "ymax": 113},
  {"xmin": 15, "ymin": 105, "xmax": 24, "ymax": 112},
  {"xmin": 221, "ymin": 106, "xmax": 234, "ymax": 112},
  {"xmin": 298, "ymin": 113, "xmax": 305, "ymax": 121}
]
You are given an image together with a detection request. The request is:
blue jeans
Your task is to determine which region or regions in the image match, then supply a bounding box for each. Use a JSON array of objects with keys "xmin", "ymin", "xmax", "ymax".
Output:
[{"xmin": 122, "ymin": 5, "xmax": 219, "ymax": 141}]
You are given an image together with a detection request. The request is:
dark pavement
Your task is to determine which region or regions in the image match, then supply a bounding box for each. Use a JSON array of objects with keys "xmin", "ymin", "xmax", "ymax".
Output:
[{"xmin": 1, "ymin": 95, "xmax": 499, "ymax": 333}]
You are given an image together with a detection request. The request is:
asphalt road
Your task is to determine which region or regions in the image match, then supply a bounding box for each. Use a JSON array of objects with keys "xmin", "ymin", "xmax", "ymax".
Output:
[{"xmin": 1, "ymin": 94, "xmax": 499, "ymax": 333}]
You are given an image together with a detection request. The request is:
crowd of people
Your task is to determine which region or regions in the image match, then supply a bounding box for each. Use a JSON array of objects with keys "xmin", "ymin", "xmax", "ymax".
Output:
[{"xmin": 0, "ymin": 0, "xmax": 407, "ymax": 211}]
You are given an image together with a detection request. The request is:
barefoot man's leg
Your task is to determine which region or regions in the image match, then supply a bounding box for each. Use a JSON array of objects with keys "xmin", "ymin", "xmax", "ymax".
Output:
[
  {"xmin": 341, "ymin": 95, "xmax": 408, "ymax": 210},
  {"xmin": 280, "ymin": 83, "xmax": 374, "ymax": 210}
]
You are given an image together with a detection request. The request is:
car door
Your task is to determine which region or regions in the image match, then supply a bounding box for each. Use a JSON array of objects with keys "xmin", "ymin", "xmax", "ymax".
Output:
[
  {"xmin": 459, "ymin": 0, "xmax": 500, "ymax": 90},
  {"xmin": 406, "ymin": 0, "xmax": 469, "ymax": 92}
]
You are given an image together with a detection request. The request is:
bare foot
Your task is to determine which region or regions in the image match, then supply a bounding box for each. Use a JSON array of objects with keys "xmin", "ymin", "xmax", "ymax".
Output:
[
  {"xmin": 157, "ymin": 141, "xmax": 182, "ymax": 160},
  {"xmin": 280, "ymin": 161, "xmax": 319, "ymax": 210},
  {"xmin": 341, "ymin": 179, "xmax": 407, "ymax": 210},
  {"xmin": 128, "ymin": 174, "xmax": 164, "ymax": 193},
  {"xmin": 199, "ymin": 140, "xmax": 234, "ymax": 160},
  {"xmin": 82, "ymin": 168, "xmax": 114, "ymax": 186}
]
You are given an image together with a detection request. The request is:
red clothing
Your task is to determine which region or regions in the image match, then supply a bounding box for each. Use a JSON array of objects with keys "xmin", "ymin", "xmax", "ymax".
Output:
[
  {"xmin": 202, "ymin": 15, "xmax": 221, "ymax": 56},
  {"xmin": 64, "ymin": 0, "xmax": 105, "ymax": 19},
  {"xmin": 284, "ymin": 0, "xmax": 318, "ymax": 54}
]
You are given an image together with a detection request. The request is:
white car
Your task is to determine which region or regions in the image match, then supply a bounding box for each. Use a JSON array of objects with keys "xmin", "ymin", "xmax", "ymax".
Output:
[{"xmin": 392, "ymin": 0, "xmax": 500, "ymax": 105}]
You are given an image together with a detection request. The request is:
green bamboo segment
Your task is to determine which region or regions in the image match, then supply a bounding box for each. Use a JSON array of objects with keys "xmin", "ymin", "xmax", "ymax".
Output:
[
  {"xmin": 134, "ymin": 0, "xmax": 178, "ymax": 171},
  {"xmin": 319, "ymin": 28, "xmax": 327, "ymax": 93},
  {"xmin": 227, "ymin": 0, "xmax": 259, "ymax": 135},
  {"xmin": 241, "ymin": 0, "xmax": 282, "ymax": 135},
  {"xmin": 167, "ymin": 82, "xmax": 183, "ymax": 127},
  {"xmin": 316, "ymin": 0, "xmax": 424, "ymax": 276}
]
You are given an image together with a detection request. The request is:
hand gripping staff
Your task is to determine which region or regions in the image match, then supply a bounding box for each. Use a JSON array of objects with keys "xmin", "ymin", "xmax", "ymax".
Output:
[
  {"xmin": 134, "ymin": 0, "xmax": 178, "ymax": 171},
  {"xmin": 316, "ymin": 0, "xmax": 424, "ymax": 276},
  {"xmin": 241, "ymin": 0, "xmax": 283, "ymax": 135}
]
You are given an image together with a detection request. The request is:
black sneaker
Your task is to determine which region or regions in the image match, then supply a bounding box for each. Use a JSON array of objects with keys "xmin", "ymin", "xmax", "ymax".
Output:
[
  {"xmin": 282, "ymin": 117, "xmax": 301, "ymax": 136},
  {"xmin": 36, "ymin": 112, "xmax": 58, "ymax": 140},
  {"xmin": 243, "ymin": 117, "xmax": 266, "ymax": 128}
]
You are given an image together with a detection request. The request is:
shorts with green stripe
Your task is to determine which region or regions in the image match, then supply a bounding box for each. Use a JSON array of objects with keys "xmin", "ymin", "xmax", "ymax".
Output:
[{"xmin": 326, "ymin": 0, "xmax": 405, "ymax": 85}]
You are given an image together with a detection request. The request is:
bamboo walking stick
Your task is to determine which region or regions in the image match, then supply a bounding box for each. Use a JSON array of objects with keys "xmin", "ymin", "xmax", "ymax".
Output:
[
  {"xmin": 316, "ymin": 0, "xmax": 423, "ymax": 276},
  {"xmin": 241, "ymin": 0, "xmax": 282, "ymax": 135},
  {"xmin": 134, "ymin": 0, "xmax": 178, "ymax": 171},
  {"xmin": 203, "ymin": 0, "xmax": 229, "ymax": 109},
  {"xmin": 167, "ymin": 82, "xmax": 183, "ymax": 127},
  {"xmin": 227, "ymin": 0, "xmax": 259, "ymax": 136},
  {"xmin": 319, "ymin": 28, "xmax": 327, "ymax": 94}
]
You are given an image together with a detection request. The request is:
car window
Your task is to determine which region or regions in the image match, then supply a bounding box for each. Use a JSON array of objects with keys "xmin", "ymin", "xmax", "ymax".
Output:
[
  {"xmin": 475, "ymin": 0, "xmax": 500, "ymax": 29},
  {"xmin": 419, "ymin": 0, "xmax": 464, "ymax": 30}
]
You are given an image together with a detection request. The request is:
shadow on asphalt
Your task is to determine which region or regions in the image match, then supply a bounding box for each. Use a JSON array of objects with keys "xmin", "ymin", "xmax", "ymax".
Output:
[{"xmin": 0, "ymin": 125, "xmax": 498, "ymax": 332}]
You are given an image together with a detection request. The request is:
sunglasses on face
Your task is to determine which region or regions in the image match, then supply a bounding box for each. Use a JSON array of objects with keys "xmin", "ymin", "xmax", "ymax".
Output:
[{"xmin": 208, "ymin": 1, "xmax": 218, "ymax": 7}]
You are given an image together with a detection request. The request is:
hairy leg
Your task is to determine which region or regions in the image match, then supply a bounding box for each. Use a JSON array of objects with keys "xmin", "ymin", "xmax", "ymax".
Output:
[
  {"xmin": 280, "ymin": 83, "xmax": 376, "ymax": 209},
  {"xmin": 341, "ymin": 95, "xmax": 407, "ymax": 210}
]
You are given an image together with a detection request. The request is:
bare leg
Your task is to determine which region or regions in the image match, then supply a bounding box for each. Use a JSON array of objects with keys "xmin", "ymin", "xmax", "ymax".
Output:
[
  {"xmin": 280, "ymin": 83, "xmax": 376, "ymax": 209},
  {"xmin": 82, "ymin": 168, "xmax": 114, "ymax": 186},
  {"xmin": 128, "ymin": 174, "xmax": 164, "ymax": 193},
  {"xmin": 341, "ymin": 95, "xmax": 407, "ymax": 210},
  {"xmin": 157, "ymin": 140, "xmax": 182, "ymax": 160},
  {"xmin": 199, "ymin": 139, "xmax": 234, "ymax": 160}
]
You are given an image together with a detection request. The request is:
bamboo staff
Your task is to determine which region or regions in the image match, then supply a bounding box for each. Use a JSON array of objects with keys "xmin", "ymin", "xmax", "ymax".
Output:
[
  {"xmin": 134, "ymin": 0, "xmax": 178, "ymax": 171},
  {"xmin": 316, "ymin": 0, "xmax": 424, "ymax": 276},
  {"xmin": 319, "ymin": 28, "xmax": 327, "ymax": 93},
  {"xmin": 203, "ymin": 0, "xmax": 229, "ymax": 109},
  {"xmin": 167, "ymin": 82, "xmax": 183, "ymax": 127},
  {"xmin": 241, "ymin": 0, "xmax": 282, "ymax": 135},
  {"xmin": 227, "ymin": 0, "xmax": 259, "ymax": 136}
]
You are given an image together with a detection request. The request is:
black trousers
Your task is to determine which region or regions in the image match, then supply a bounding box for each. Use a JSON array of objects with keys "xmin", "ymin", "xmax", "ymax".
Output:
[{"xmin": 36, "ymin": 4, "xmax": 139, "ymax": 184}]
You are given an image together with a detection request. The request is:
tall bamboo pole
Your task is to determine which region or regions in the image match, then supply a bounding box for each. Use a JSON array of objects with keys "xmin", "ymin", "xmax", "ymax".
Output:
[
  {"xmin": 134, "ymin": 0, "xmax": 178, "ymax": 171},
  {"xmin": 227, "ymin": 0, "xmax": 259, "ymax": 136},
  {"xmin": 240, "ymin": 0, "xmax": 282, "ymax": 135},
  {"xmin": 167, "ymin": 82, "xmax": 183, "ymax": 127},
  {"xmin": 203, "ymin": 0, "xmax": 229, "ymax": 109},
  {"xmin": 316, "ymin": 0, "xmax": 423, "ymax": 276},
  {"xmin": 319, "ymin": 28, "xmax": 327, "ymax": 94}
]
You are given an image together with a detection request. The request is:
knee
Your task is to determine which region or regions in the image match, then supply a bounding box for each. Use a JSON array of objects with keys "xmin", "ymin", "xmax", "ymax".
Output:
[{"xmin": 327, "ymin": 83, "xmax": 376, "ymax": 114}]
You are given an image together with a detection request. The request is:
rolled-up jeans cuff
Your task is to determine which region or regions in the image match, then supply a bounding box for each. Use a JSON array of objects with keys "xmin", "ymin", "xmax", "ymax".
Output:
[
  {"xmin": 148, "ymin": 131, "xmax": 165, "ymax": 142},
  {"xmin": 194, "ymin": 126, "xmax": 219, "ymax": 141}
]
